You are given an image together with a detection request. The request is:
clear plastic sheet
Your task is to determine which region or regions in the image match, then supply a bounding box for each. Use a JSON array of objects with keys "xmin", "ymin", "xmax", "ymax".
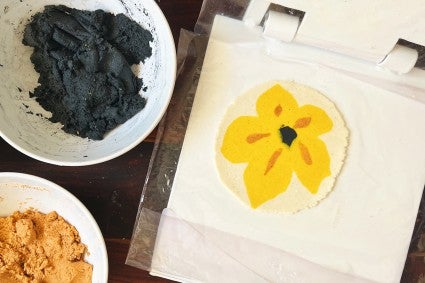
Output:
[
  {"xmin": 127, "ymin": 0, "xmax": 249, "ymax": 270},
  {"xmin": 149, "ymin": 209, "xmax": 371, "ymax": 283},
  {"xmin": 194, "ymin": 0, "xmax": 247, "ymax": 35},
  {"xmin": 126, "ymin": 29, "xmax": 209, "ymax": 269},
  {"xmin": 127, "ymin": 0, "xmax": 425, "ymax": 278}
]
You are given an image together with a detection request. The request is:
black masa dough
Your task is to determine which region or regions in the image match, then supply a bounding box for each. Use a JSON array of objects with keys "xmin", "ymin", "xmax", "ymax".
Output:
[{"xmin": 23, "ymin": 5, "xmax": 153, "ymax": 140}]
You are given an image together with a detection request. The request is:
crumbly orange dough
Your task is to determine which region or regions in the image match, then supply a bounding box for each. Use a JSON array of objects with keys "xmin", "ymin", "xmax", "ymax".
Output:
[{"xmin": 0, "ymin": 210, "xmax": 92, "ymax": 283}]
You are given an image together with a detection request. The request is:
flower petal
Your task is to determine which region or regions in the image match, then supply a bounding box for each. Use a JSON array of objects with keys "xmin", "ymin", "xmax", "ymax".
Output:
[
  {"xmin": 256, "ymin": 84, "xmax": 298, "ymax": 123},
  {"xmin": 292, "ymin": 105, "xmax": 333, "ymax": 136},
  {"xmin": 244, "ymin": 147, "xmax": 292, "ymax": 208},
  {"xmin": 291, "ymin": 138, "xmax": 331, "ymax": 194},
  {"xmin": 221, "ymin": 116, "xmax": 279, "ymax": 163}
]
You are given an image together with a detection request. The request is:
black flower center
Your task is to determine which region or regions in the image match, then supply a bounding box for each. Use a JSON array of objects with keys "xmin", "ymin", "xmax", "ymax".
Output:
[{"xmin": 279, "ymin": 126, "xmax": 297, "ymax": 147}]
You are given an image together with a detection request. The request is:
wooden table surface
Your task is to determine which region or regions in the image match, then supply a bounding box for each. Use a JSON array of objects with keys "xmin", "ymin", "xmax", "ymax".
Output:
[{"xmin": 1, "ymin": 1, "xmax": 424, "ymax": 282}]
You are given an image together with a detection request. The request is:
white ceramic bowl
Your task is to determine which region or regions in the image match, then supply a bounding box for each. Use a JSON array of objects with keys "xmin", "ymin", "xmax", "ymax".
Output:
[
  {"xmin": 0, "ymin": 172, "xmax": 108, "ymax": 283},
  {"xmin": 0, "ymin": 0, "xmax": 176, "ymax": 166}
]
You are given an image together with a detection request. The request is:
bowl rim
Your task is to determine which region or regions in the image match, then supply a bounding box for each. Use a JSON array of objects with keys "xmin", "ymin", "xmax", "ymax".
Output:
[
  {"xmin": 0, "ymin": 0, "xmax": 177, "ymax": 166},
  {"xmin": 0, "ymin": 172, "xmax": 109, "ymax": 282}
]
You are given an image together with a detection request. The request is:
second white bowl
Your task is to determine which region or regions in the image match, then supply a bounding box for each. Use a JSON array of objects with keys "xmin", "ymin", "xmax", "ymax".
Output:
[{"xmin": 0, "ymin": 172, "xmax": 108, "ymax": 283}]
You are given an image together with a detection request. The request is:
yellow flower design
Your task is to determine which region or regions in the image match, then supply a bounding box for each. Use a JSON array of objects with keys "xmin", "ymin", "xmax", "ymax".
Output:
[{"xmin": 221, "ymin": 84, "xmax": 333, "ymax": 208}]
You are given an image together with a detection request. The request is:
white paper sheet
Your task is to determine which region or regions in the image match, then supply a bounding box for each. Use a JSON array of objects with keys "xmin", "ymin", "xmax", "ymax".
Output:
[
  {"xmin": 151, "ymin": 209, "xmax": 371, "ymax": 283},
  {"xmin": 159, "ymin": 16, "xmax": 425, "ymax": 282}
]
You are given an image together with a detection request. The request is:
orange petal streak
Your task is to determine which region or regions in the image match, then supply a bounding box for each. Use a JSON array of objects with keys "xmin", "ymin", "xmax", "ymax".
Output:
[
  {"xmin": 274, "ymin": 105, "xmax": 283, "ymax": 117},
  {"xmin": 264, "ymin": 148, "xmax": 283, "ymax": 175},
  {"xmin": 246, "ymin": 133, "xmax": 270, "ymax": 144},
  {"xmin": 294, "ymin": 117, "xmax": 312, "ymax": 128},
  {"xmin": 299, "ymin": 142, "xmax": 313, "ymax": 165}
]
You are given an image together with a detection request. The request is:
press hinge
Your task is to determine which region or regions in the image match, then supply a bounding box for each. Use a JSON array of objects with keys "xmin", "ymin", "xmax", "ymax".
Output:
[{"xmin": 243, "ymin": 0, "xmax": 419, "ymax": 74}]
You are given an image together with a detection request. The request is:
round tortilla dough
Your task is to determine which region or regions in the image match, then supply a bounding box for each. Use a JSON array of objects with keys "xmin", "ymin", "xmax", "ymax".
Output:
[{"xmin": 215, "ymin": 81, "xmax": 349, "ymax": 213}]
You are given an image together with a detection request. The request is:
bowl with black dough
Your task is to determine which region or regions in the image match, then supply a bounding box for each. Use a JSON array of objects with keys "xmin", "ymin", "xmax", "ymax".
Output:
[{"xmin": 0, "ymin": 0, "xmax": 176, "ymax": 165}]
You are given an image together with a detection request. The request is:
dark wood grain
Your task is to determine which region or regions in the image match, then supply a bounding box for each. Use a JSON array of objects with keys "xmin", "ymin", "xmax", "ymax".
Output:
[
  {"xmin": 0, "ymin": 0, "xmax": 424, "ymax": 282},
  {"xmin": 157, "ymin": 0, "xmax": 205, "ymax": 45}
]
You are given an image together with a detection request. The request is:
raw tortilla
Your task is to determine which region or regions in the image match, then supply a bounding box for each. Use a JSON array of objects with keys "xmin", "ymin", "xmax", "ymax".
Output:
[{"xmin": 215, "ymin": 81, "xmax": 349, "ymax": 213}]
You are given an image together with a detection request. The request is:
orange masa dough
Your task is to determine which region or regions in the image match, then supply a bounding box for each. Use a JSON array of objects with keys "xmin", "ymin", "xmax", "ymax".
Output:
[{"xmin": 0, "ymin": 210, "xmax": 92, "ymax": 283}]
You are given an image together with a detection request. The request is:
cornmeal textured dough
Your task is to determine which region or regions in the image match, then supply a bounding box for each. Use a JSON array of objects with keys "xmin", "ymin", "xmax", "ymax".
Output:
[
  {"xmin": 0, "ymin": 210, "xmax": 92, "ymax": 283},
  {"xmin": 216, "ymin": 81, "xmax": 349, "ymax": 213}
]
